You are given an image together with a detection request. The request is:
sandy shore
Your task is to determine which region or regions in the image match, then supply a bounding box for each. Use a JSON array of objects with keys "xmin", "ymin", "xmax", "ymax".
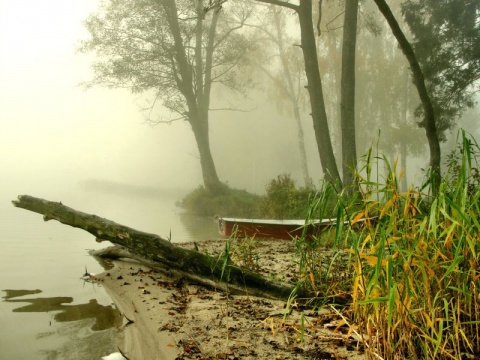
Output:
[{"xmin": 95, "ymin": 239, "xmax": 366, "ymax": 360}]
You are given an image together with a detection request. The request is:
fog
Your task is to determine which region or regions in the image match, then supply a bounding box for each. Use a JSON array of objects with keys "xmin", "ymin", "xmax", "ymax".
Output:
[
  {"xmin": 0, "ymin": 0, "xmax": 327, "ymax": 207},
  {"xmin": 2, "ymin": 2, "xmax": 478, "ymax": 357},
  {"xmin": 0, "ymin": 1, "xmax": 203, "ymax": 202},
  {"xmin": 2, "ymin": 0, "xmax": 477, "ymax": 209}
]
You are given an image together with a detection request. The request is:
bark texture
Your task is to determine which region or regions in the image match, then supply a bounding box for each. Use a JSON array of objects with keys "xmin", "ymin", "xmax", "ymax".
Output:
[
  {"xmin": 12, "ymin": 195, "xmax": 300, "ymax": 300},
  {"xmin": 340, "ymin": 0, "xmax": 359, "ymax": 189},
  {"xmin": 255, "ymin": 0, "xmax": 341, "ymax": 185}
]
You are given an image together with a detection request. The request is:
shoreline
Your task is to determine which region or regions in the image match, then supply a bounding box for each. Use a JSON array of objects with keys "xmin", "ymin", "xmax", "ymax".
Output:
[
  {"xmin": 96, "ymin": 239, "xmax": 366, "ymax": 360},
  {"xmin": 98, "ymin": 259, "xmax": 180, "ymax": 359}
]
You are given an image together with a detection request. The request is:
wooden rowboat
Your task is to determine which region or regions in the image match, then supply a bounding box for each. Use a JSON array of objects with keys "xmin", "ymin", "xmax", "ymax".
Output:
[{"xmin": 217, "ymin": 217, "xmax": 341, "ymax": 240}]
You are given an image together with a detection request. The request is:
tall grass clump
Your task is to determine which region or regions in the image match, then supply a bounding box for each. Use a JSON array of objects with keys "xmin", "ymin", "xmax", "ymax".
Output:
[
  {"xmin": 293, "ymin": 180, "xmax": 356, "ymax": 303},
  {"xmin": 350, "ymin": 130, "xmax": 480, "ymax": 359}
]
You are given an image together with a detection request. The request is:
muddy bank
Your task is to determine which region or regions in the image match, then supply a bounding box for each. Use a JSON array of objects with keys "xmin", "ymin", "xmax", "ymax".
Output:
[{"xmin": 96, "ymin": 239, "xmax": 366, "ymax": 359}]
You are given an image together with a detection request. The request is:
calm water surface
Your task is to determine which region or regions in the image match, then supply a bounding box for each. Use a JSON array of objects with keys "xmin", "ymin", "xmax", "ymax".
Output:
[{"xmin": 0, "ymin": 188, "xmax": 219, "ymax": 359}]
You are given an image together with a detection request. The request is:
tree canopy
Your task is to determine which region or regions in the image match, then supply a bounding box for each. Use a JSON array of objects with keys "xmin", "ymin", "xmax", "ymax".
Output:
[
  {"xmin": 79, "ymin": 0, "xmax": 254, "ymax": 192},
  {"xmin": 402, "ymin": 0, "xmax": 480, "ymax": 138}
]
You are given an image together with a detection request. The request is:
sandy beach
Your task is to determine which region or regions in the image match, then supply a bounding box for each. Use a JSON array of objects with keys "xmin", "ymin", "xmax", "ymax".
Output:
[{"xmin": 95, "ymin": 239, "xmax": 366, "ymax": 360}]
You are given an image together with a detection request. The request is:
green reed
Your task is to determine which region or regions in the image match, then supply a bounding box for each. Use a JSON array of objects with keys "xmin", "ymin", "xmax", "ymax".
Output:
[
  {"xmin": 291, "ymin": 131, "xmax": 480, "ymax": 358},
  {"xmin": 348, "ymin": 130, "xmax": 480, "ymax": 359},
  {"xmin": 293, "ymin": 180, "xmax": 355, "ymax": 302}
]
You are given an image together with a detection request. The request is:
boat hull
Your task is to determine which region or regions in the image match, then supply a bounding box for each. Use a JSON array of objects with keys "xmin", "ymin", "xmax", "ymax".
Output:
[{"xmin": 217, "ymin": 218, "xmax": 332, "ymax": 240}]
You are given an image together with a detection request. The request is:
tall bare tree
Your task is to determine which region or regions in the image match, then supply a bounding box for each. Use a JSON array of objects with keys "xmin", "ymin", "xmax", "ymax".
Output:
[
  {"xmin": 255, "ymin": 0, "xmax": 342, "ymax": 185},
  {"xmin": 247, "ymin": 7, "xmax": 312, "ymax": 186},
  {"xmin": 340, "ymin": 0, "xmax": 359, "ymax": 189},
  {"xmin": 271, "ymin": 9, "xmax": 312, "ymax": 187}
]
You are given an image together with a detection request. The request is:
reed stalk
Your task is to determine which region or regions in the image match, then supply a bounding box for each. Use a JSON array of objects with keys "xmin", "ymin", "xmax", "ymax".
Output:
[
  {"xmin": 293, "ymin": 131, "xmax": 479, "ymax": 358},
  {"xmin": 347, "ymin": 130, "xmax": 480, "ymax": 359}
]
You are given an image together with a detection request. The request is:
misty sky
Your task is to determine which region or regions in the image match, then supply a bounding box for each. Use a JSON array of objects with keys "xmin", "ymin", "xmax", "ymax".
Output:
[
  {"xmin": 0, "ymin": 0, "xmax": 326, "ymax": 202},
  {"xmin": 0, "ymin": 0, "xmax": 203, "ymax": 200}
]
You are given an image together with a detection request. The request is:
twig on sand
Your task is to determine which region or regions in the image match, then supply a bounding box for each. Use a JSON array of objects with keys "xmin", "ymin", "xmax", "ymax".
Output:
[
  {"xmin": 329, "ymin": 305, "xmax": 384, "ymax": 360},
  {"xmin": 123, "ymin": 313, "xmax": 135, "ymax": 327}
]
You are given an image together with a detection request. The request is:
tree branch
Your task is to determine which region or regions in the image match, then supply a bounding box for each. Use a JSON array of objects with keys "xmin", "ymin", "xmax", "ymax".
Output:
[
  {"xmin": 254, "ymin": 0, "xmax": 299, "ymax": 12},
  {"xmin": 373, "ymin": 0, "xmax": 441, "ymax": 187}
]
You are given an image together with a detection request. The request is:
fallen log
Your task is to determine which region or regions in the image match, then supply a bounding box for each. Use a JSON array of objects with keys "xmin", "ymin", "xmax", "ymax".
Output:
[
  {"xmin": 89, "ymin": 245, "xmax": 266, "ymax": 296},
  {"xmin": 12, "ymin": 195, "xmax": 303, "ymax": 300}
]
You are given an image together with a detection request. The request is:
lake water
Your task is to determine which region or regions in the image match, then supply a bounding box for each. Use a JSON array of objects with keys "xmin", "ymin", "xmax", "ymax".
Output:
[{"xmin": 0, "ymin": 188, "xmax": 220, "ymax": 359}]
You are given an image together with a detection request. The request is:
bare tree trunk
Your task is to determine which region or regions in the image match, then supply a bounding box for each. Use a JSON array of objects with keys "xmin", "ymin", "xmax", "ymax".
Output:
[
  {"xmin": 272, "ymin": 9, "xmax": 311, "ymax": 187},
  {"xmin": 297, "ymin": 0, "xmax": 341, "ymax": 185},
  {"xmin": 292, "ymin": 104, "xmax": 311, "ymax": 186},
  {"xmin": 12, "ymin": 195, "xmax": 299, "ymax": 300},
  {"xmin": 162, "ymin": 0, "xmax": 223, "ymax": 193},
  {"xmin": 373, "ymin": 0, "xmax": 441, "ymax": 194},
  {"xmin": 256, "ymin": 0, "xmax": 342, "ymax": 186},
  {"xmin": 190, "ymin": 114, "xmax": 223, "ymax": 193},
  {"xmin": 340, "ymin": 0, "xmax": 359, "ymax": 190}
]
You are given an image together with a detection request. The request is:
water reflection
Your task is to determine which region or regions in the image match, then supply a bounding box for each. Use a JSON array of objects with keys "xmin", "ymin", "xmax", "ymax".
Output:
[
  {"xmin": 2, "ymin": 289, "xmax": 122, "ymax": 331},
  {"xmin": 2, "ymin": 289, "xmax": 42, "ymax": 299},
  {"xmin": 179, "ymin": 212, "xmax": 222, "ymax": 241}
]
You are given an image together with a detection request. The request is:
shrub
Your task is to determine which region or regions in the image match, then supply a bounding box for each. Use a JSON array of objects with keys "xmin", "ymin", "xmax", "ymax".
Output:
[
  {"xmin": 443, "ymin": 129, "xmax": 480, "ymax": 196},
  {"xmin": 180, "ymin": 174, "xmax": 319, "ymax": 219},
  {"xmin": 259, "ymin": 174, "xmax": 317, "ymax": 219},
  {"xmin": 179, "ymin": 185, "xmax": 261, "ymax": 217}
]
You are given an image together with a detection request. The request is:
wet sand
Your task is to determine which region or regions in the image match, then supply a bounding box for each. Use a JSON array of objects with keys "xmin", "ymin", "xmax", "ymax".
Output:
[
  {"xmin": 96, "ymin": 239, "xmax": 367, "ymax": 360},
  {"xmin": 98, "ymin": 261, "xmax": 180, "ymax": 359}
]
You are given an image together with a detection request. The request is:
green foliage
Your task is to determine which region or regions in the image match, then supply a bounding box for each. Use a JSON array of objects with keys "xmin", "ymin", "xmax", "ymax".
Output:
[
  {"xmin": 259, "ymin": 174, "xmax": 316, "ymax": 219},
  {"xmin": 443, "ymin": 129, "xmax": 480, "ymax": 196},
  {"xmin": 292, "ymin": 181, "xmax": 358, "ymax": 302},
  {"xmin": 402, "ymin": 0, "xmax": 480, "ymax": 136},
  {"xmin": 229, "ymin": 235, "xmax": 260, "ymax": 272},
  {"xmin": 179, "ymin": 185, "xmax": 261, "ymax": 217},
  {"xmin": 346, "ymin": 131, "xmax": 480, "ymax": 359},
  {"xmin": 180, "ymin": 173, "xmax": 321, "ymax": 219},
  {"xmin": 293, "ymin": 231, "xmax": 353, "ymax": 303}
]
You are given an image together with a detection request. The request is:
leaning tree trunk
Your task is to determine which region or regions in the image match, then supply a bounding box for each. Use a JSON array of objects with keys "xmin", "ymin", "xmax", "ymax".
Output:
[
  {"xmin": 373, "ymin": 0, "xmax": 441, "ymax": 194},
  {"xmin": 12, "ymin": 195, "xmax": 300, "ymax": 300}
]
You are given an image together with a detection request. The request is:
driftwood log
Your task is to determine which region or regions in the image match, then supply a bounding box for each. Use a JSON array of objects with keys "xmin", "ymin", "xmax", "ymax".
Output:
[{"xmin": 12, "ymin": 195, "xmax": 304, "ymax": 300}]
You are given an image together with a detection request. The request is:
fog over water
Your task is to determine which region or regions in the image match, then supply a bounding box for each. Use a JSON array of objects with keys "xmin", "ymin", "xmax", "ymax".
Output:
[
  {"xmin": 0, "ymin": 4, "xmax": 320, "ymax": 357},
  {"xmin": 0, "ymin": 1, "xmax": 207, "ymax": 202},
  {"xmin": 0, "ymin": 1, "xmax": 328, "ymax": 206}
]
